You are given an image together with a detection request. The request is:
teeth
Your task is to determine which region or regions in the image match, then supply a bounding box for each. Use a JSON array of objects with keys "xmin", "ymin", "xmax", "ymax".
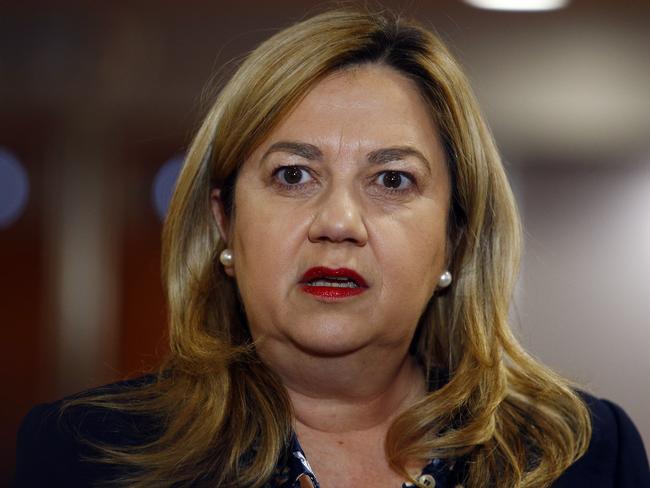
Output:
[{"xmin": 308, "ymin": 279, "xmax": 358, "ymax": 288}]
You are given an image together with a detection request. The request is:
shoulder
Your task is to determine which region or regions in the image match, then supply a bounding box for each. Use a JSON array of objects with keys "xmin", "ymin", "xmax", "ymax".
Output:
[
  {"xmin": 15, "ymin": 375, "xmax": 160, "ymax": 487},
  {"xmin": 551, "ymin": 391, "xmax": 650, "ymax": 487}
]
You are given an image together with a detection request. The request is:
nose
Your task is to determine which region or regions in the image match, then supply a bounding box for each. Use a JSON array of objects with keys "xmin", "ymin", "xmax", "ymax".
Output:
[{"xmin": 307, "ymin": 183, "xmax": 368, "ymax": 246}]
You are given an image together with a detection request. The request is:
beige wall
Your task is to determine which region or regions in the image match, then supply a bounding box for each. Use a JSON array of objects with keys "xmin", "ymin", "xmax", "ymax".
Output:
[{"xmin": 511, "ymin": 161, "xmax": 650, "ymax": 447}]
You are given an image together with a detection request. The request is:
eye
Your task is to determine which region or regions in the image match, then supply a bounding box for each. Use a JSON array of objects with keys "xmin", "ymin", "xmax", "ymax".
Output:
[
  {"xmin": 375, "ymin": 171, "xmax": 415, "ymax": 192},
  {"xmin": 272, "ymin": 165, "xmax": 314, "ymax": 187}
]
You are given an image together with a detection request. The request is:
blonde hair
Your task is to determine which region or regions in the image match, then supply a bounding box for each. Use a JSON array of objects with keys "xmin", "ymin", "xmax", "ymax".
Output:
[{"xmin": 65, "ymin": 6, "xmax": 591, "ymax": 487}]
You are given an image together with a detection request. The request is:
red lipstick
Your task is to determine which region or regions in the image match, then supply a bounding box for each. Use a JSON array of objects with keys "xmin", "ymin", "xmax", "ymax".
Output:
[{"xmin": 300, "ymin": 266, "xmax": 368, "ymax": 299}]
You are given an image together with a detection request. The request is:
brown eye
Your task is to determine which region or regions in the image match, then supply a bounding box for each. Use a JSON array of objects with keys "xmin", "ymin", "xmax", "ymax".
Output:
[
  {"xmin": 382, "ymin": 171, "xmax": 403, "ymax": 188},
  {"xmin": 377, "ymin": 171, "xmax": 414, "ymax": 191},
  {"xmin": 273, "ymin": 165, "xmax": 313, "ymax": 187}
]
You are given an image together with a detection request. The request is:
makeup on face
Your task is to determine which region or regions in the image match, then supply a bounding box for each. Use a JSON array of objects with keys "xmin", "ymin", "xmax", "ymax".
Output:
[
  {"xmin": 223, "ymin": 65, "xmax": 450, "ymax": 357},
  {"xmin": 299, "ymin": 266, "xmax": 368, "ymax": 301}
]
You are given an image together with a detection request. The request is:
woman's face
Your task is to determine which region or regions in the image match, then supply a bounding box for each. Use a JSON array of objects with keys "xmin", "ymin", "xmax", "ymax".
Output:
[{"xmin": 213, "ymin": 64, "xmax": 451, "ymax": 359}]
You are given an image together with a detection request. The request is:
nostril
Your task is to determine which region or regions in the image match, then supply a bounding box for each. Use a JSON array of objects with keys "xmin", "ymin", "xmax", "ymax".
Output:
[{"xmin": 307, "ymin": 209, "xmax": 368, "ymax": 246}]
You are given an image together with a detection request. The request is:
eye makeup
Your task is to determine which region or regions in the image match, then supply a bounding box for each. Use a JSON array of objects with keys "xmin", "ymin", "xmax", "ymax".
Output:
[{"xmin": 269, "ymin": 164, "xmax": 420, "ymax": 199}]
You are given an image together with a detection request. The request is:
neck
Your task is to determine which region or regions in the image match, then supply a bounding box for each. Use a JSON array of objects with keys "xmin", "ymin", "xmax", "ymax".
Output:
[{"xmin": 261, "ymin": 343, "xmax": 426, "ymax": 434}]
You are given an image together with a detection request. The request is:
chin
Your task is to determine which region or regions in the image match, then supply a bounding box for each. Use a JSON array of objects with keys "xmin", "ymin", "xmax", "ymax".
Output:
[{"xmin": 288, "ymin": 325, "xmax": 371, "ymax": 358}]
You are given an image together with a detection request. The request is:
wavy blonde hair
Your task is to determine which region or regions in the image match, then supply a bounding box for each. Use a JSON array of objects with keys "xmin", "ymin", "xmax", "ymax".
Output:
[{"xmin": 67, "ymin": 6, "xmax": 591, "ymax": 487}]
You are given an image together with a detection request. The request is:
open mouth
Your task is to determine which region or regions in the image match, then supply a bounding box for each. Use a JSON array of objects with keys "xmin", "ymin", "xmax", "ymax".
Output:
[
  {"xmin": 306, "ymin": 277, "xmax": 360, "ymax": 288},
  {"xmin": 299, "ymin": 266, "xmax": 368, "ymax": 298}
]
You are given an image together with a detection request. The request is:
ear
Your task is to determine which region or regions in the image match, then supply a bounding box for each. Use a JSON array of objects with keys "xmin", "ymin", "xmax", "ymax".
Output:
[
  {"xmin": 210, "ymin": 188, "xmax": 230, "ymax": 242},
  {"xmin": 210, "ymin": 188, "xmax": 235, "ymax": 277}
]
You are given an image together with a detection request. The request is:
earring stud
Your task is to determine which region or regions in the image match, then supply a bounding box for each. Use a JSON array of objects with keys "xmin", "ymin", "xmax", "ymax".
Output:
[
  {"xmin": 219, "ymin": 248, "xmax": 233, "ymax": 267},
  {"xmin": 438, "ymin": 270, "xmax": 452, "ymax": 288}
]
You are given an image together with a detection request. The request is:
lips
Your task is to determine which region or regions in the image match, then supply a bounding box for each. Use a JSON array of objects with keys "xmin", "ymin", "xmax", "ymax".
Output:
[
  {"xmin": 300, "ymin": 267, "xmax": 368, "ymax": 287},
  {"xmin": 299, "ymin": 266, "xmax": 369, "ymax": 299}
]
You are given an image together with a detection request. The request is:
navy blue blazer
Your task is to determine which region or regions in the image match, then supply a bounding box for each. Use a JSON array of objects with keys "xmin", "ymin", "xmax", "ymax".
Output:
[{"xmin": 14, "ymin": 377, "xmax": 650, "ymax": 487}]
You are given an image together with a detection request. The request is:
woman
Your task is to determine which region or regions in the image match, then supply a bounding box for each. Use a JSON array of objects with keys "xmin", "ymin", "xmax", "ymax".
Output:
[{"xmin": 16, "ymin": 7, "xmax": 649, "ymax": 488}]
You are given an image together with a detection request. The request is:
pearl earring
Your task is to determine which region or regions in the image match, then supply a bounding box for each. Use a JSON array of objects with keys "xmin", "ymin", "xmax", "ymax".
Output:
[
  {"xmin": 219, "ymin": 248, "xmax": 233, "ymax": 267},
  {"xmin": 438, "ymin": 270, "xmax": 452, "ymax": 288}
]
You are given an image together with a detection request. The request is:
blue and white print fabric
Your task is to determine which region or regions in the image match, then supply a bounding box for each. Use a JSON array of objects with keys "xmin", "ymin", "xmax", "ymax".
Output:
[{"xmin": 266, "ymin": 432, "xmax": 462, "ymax": 488}]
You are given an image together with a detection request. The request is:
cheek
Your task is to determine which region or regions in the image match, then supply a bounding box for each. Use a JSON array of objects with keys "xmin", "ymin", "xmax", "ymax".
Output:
[
  {"xmin": 231, "ymin": 190, "xmax": 305, "ymax": 301},
  {"xmin": 377, "ymin": 211, "xmax": 447, "ymax": 295},
  {"xmin": 231, "ymin": 220, "xmax": 286, "ymax": 335}
]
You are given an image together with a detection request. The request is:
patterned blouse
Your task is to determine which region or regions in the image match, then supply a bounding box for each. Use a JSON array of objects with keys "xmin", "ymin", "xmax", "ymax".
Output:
[{"xmin": 265, "ymin": 432, "xmax": 464, "ymax": 488}]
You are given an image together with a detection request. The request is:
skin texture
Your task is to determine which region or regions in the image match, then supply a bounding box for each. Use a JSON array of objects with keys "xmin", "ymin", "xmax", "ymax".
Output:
[{"xmin": 211, "ymin": 64, "xmax": 451, "ymax": 486}]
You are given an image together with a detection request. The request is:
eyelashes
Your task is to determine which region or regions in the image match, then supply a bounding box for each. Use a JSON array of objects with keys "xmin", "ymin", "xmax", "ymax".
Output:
[
  {"xmin": 273, "ymin": 166, "xmax": 315, "ymax": 187},
  {"xmin": 375, "ymin": 171, "xmax": 414, "ymax": 192},
  {"xmin": 271, "ymin": 165, "xmax": 417, "ymax": 196}
]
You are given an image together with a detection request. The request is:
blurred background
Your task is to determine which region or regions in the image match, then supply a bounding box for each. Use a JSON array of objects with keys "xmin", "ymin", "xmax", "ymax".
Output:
[{"xmin": 1, "ymin": 0, "xmax": 649, "ymax": 482}]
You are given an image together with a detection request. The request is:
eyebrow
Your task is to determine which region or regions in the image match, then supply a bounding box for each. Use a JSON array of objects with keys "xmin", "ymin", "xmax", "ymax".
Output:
[
  {"xmin": 261, "ymin": 141, "xmax": 323, "ymax": 163},
  {"xmin": 367, "ymin": 146, "xmax": 432, "ymax": 175},
  {"xmin": 261, "ymin": 141, "xmax": 432, "ymax": 174}
]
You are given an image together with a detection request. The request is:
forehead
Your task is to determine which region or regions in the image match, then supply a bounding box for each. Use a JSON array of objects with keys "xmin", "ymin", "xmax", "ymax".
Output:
[
  {"xmin": 248, "ymin": 64, "xmax": 444, "ymax": 162},
  {"xmin": 299, "ymin": 64, "xmax": 429, "ymax": 114}
]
